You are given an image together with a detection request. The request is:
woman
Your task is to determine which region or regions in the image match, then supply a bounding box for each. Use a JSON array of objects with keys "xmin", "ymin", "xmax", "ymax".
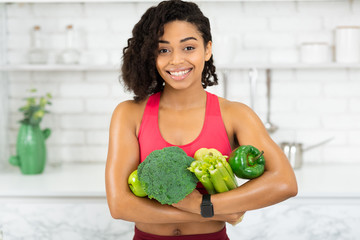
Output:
[{"xmin": 105, "ymin": 0, "xmax": 298, "ymax": 239}]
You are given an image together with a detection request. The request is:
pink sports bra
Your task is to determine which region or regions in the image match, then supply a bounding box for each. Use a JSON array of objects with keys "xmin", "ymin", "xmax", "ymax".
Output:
[
  {"xmin": 138, "ymin": 91, "xmax": 232, "ymax": 161},
  {"xmin": 138, "ymin": 91, "xmax": 232, "ymax": 194}
]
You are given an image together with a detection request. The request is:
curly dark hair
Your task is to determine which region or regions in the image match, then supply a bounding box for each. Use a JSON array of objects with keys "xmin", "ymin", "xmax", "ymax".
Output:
[{"xmin": 121, "ymin": 0, "xmax": 218, "ymax": 101}]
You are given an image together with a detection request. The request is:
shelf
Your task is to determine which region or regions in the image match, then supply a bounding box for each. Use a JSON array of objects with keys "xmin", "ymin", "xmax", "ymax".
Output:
[
  {"xmin": 0, "ymin": 0, "xmax": 312, "ymax": 3},
  {"xmin": 220, "ymin": 62, "xmax": 360, "ymax": 70},
  {"xmin": 2, "ymin": 0, "xmax": 158, "ymax": 3},
  {"xmin": 1, "ymin": 63, "xmax": 360, "ymax": 72},
  {"xmin": 0, "ymin": 64, "xmax": 120, "ymax": 71}
]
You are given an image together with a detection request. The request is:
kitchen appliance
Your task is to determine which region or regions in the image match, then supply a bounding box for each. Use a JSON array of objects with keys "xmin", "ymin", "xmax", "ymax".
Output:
[{"xmin": 280, "ymin": 138, "xmax": 333, "ymax": 169}]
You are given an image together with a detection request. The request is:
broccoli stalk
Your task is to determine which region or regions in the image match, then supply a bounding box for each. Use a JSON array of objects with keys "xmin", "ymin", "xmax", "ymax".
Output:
[
  {"xmin": 188, "ymin": 148, "xmax": 238, "ymax": 194},
  {"xmin": 137, "ymin": 146, "xmax": 198, "ymax": 205}
]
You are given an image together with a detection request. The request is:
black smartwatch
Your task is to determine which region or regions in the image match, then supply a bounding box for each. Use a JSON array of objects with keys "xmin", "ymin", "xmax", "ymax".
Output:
[{"xmin": 200, "ymin": 194, "xmax": 214, "ymax": 218}]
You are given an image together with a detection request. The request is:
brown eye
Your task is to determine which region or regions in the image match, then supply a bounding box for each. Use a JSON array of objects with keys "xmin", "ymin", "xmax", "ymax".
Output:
[
  {"xmin": 184, "ymin": 46, "xmax": 195, "ymax": 51},
  {"xmin": 159, "ymin": 49, "xmax": 170, "ymax": 54}
]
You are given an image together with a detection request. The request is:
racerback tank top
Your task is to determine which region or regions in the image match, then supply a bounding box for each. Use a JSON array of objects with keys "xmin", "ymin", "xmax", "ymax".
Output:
[
  {"xmin": 138, "ymin": 91, "xmax": 232, "ymax": 159},
  {"xmin": 138, "ymin": 91, "xmax": 232, "ymax": 194}
]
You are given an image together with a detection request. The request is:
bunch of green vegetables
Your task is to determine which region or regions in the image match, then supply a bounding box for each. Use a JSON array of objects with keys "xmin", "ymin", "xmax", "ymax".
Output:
[
  {"xmin": 129, "ymin": 146, "xmax": 266, "ymax": 202},
  {"xmin": 188, "ymin": 148, "xmax": 238, "ymax": 194}
]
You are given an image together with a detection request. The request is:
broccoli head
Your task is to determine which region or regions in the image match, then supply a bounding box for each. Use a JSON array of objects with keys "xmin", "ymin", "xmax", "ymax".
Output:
[{"xmin": 137, "ymin": 146, "xmax": 198, "ymax": 205}]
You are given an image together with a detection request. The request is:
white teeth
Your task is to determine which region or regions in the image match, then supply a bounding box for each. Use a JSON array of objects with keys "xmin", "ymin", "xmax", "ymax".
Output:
[{"xmin": 170, "ymin": 69, "xmax": 190, "ymax": 76}]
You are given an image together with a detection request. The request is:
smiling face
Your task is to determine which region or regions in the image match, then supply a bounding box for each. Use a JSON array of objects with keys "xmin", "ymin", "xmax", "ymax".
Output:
[{"xmin": 156, "ymin": 20, "xmax": 212, "ymax": 91}]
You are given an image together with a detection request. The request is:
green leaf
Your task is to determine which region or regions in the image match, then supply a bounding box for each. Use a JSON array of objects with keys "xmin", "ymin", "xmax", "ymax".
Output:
[{"xmin": 17, "ymin": 88, "xmax": 52, "ymax": 126}]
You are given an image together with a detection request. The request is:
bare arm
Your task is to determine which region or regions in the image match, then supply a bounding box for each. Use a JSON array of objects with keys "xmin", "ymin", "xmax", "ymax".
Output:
[
  {"xmin": 105, "ymin": 101, "xmax": 239, "ymax": 223},
  {"xmin": 173, "ymin": 101, "xmax": 298, "ymax": 215}
]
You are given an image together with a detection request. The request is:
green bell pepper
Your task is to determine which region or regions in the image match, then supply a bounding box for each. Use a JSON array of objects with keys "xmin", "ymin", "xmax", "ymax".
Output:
[{"xmin": 228, "ymin": 145, "xmax": 265, "ymax": 179}]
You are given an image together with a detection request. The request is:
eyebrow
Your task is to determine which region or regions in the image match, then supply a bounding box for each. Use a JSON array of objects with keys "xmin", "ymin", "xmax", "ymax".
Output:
[{"xmin": 158, "ymin": 37, "xmax": 198, "ymax": 44}]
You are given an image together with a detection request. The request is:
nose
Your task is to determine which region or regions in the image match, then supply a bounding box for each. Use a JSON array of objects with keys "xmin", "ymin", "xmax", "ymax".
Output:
[{"xmin": 169, "ymin": 49, "xmax": 184, "ymax": 65}]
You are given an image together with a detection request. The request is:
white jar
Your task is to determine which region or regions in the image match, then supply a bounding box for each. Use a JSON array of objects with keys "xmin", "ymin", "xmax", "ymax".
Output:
[
  {"xmin": 335, "ymin": 26, "xmax": 360, "ymax": 63},
  {"xmin": 300, "ymin": 42, "xmax": 331, "ymax": 63}
]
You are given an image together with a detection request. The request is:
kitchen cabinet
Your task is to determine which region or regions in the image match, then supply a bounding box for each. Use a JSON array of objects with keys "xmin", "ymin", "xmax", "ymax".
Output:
[{"xmin": 0, "ymin": 163, "xmax": 359, "ymax": 240}]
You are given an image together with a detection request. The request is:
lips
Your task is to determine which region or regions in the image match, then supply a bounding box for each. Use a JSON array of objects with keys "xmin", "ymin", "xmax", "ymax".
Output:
[
  {"xmin": 169, "ymin": 69, "xmax": 191, "ymax": 76},
  {"xmin": 167, "ymin": 68, "xmax": 192, "ymax": 80}
]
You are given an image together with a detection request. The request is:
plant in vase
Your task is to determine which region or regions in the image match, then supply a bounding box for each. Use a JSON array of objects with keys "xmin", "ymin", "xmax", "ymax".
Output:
[{"xmin": 9, "ymin": 89, "xmax": 52, "ymax": 174}]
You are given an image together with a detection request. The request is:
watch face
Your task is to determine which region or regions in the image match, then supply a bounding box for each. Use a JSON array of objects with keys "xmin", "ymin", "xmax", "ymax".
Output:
[
  {"xmin": 201, "ymin": 194, "xmax": 214, "ymax": 218},
  {"xmin": 201, "ymin": 204, "xmax": 214, "ymax": 218}
]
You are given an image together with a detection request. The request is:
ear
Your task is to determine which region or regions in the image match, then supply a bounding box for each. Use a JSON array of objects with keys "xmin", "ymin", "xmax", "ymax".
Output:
[{"xmin": 205, "ymin": 41, "xmax": 212, "ymax": 61}]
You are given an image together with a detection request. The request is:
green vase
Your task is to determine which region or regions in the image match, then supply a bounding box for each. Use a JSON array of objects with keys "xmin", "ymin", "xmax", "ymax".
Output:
[{"xmin": 9, "ymin": 123, "xmax": 51, "ymax": 174}]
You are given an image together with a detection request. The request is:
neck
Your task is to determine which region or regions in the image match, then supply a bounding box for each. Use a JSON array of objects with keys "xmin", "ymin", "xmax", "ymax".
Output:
[{"xmin": 160, "ymin": 86, "xmax": 207, "ymax": 110}]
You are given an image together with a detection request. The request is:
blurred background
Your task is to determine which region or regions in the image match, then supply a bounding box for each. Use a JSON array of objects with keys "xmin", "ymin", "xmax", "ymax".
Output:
[{"xmin": 0, "ymin": 0, "xmax": 359, "ymax": 239}]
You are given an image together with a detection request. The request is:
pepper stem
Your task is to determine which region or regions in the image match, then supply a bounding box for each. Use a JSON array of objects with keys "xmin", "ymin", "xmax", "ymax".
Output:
[{"xmin": 253, "ymin": 151, "xmax": 264, "ymax": 162}]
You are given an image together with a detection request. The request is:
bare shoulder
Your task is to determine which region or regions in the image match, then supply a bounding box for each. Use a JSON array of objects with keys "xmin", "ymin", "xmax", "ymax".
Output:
[
  {"xmin": 218, "ymin": 97, "xmax": 253, "ymax": 116},
  {"xmin": 110, "ymin": 98, "xmax": 148, "ymax": 132},
  {"xmin": 113, "ymin": 99, "xmax": 147, "ymax": 117},
  {"xmin": 218, "ymin": 96, "xmax": 266, "ymax": 135}
]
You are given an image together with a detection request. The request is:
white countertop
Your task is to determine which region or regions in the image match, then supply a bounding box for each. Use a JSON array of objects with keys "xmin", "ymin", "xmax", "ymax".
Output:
[
  {"xmin": 294, "ymin": 163, "xmax": 360, "ymax": 198},
  {"xmin": 0, "ymin": 162, "xmax": 359, "ymax": 198},
  {"xmin": 0, "ymin": 163, "xmax": 106, "ymax": 198}
]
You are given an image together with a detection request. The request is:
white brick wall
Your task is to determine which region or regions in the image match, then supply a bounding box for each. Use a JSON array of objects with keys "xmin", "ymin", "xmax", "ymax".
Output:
[
  {"xmin": 3, "ymin": 1, "xmax": 360, "ymax": 165},
  {"xmin": 0, "ymin": 4, "xmax": 7, "ymax": 170}
]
